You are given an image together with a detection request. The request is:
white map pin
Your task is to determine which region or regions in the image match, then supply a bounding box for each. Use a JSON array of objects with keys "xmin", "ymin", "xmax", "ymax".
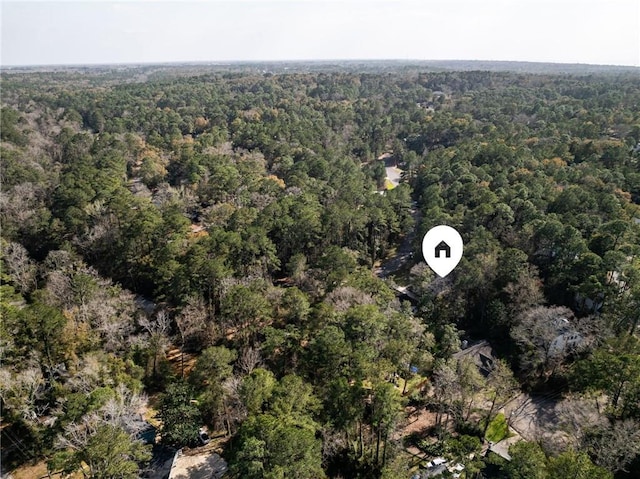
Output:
[{"xmin": 422, "ymin": 225, "xmax": 463, "ymax": 278}]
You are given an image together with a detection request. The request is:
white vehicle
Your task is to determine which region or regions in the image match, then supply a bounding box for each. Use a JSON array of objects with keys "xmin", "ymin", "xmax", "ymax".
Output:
[{"xmin": 426, "ymin": 457, "xmax": 447, "ymax": 468}]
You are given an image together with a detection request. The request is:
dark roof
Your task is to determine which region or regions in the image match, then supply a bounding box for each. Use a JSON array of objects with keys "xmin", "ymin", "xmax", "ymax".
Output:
[{"xmin": 453, "ymin": 340, "xmax": 497, "ymax": 377}]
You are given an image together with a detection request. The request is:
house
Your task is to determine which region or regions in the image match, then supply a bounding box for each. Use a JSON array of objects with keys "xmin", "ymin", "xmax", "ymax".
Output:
[
  {"xmin": 434, "ymin": 241, "xmax": 451, "ymax": 259},
  {"xmin": 453, "ymin": 340, "xmax": 497, "ymax": 377},
  {"xmin": 486, "ymin": 435, "xmax": 520, "ymax": 462},
  {"xmin": 549, "ymin": 318, "xmax": 584, "ymax": 356}
]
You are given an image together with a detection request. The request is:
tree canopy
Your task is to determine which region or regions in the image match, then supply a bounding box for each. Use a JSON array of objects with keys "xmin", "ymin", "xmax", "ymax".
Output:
[{"xmin": 1, "ymin": 63, "xmax": 639, "ymax": 478}]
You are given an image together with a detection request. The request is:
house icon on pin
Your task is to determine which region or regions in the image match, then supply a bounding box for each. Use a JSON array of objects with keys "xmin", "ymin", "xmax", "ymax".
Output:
[{"xmin": 434, "ymin": 240, "xmax": 451, "ymax": 258}]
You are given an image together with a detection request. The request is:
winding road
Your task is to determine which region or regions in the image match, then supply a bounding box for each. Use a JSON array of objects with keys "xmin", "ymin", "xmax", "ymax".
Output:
[{"xmin": 376, "ymin": 199, "xmax": 421, "ymax": 279}]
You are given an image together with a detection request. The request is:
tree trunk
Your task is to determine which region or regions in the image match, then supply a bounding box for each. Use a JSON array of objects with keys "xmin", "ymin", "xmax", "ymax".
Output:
[
  {"xmin": 612, "ymin": 378, "xmax": 627, "ymax": 409},
  {"xmin": 464, "ymin": 398, "xmax": 474, "ymax": 422},
  {"xmin": 483, "ymin": 395, "xmax": 498, "ymax": 436},
  {"xmin": 152, "ymin": 352, "xmax": 157, "ymax": 378},
  {"xmin": 629, "ymin": 315, "xmax": 639, "ymax": 335},
  {"xmin": 224, "ymin": 408, "xmax": 231, "ymax": 436},
  {"xmin": 443, "ymin": 408, "xmax": 450, "ymax": 437},
  {"xmin": 370, "ymin": 424, "xmax": 376, "ymax": 461},
  {"xmin": 382, "ymin": 431, "xmax": 388, "ymax": 467}
]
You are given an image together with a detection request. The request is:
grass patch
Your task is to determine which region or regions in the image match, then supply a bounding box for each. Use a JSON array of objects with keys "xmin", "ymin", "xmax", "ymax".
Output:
[{"xmin": 484, "ymin": 413, "xmax": 511, "ymax": 443}]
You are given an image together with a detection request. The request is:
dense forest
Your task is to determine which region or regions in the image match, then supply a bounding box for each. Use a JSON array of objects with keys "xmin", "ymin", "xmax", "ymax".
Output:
[{"xmin": 1, "ymin": 63, "xmax": 639, "ymax": 479}]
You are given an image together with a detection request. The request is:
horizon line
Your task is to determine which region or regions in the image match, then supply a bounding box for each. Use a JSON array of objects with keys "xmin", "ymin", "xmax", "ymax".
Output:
[{"xmin": 2, "ymin": 58, "xmax": 639, "ymax": 70}]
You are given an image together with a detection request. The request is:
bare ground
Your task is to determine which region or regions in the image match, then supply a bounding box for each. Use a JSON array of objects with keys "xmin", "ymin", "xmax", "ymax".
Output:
[
  {"xmin": 166, "ymin": 348, "xmax": 198, "ymax": 376},
  {"xmin": 402, "ymin": 406, "xmax": 438, "ymax": 437}
]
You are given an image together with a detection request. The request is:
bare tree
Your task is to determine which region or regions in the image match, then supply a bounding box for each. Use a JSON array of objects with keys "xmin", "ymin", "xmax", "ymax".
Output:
[
  {"xmin": 3, "ymin": 242, "xmax": 37, "ymax": 294},
  {"xmin": 92, "ymin": 290, "xmax": 137, "ymax": 354},
  {"xmin": 139, "ymin": 310, "xmax": 171, "ymax": 379},
  {"xmin": 65, "ymin": 353, "xmax": 108, "ymax": 394},
  {"xmin": 584, "ymin": 419, "xmax": 640, "ymax": 473},
  {"xmin": 0, "ymin": 183, "xmax": 47, "ymax": 236},
  {"xmin": 511, "ymin": 306, "xmax": 595, "ymax": 382},
  {"xmin": 42, "ymin": 253, "xmax": 139, "ymax": 352},
  {"xmin": 456, "ymin": 355, "xmax": 485, "ymax": 422},
  {"xmin": 176, "ymin": 295, "xmax": 215, "ymax": 352},
  {"xmin": 56, "ymin": 384, "xmax": 148, "ymax": 448},
  {"xmin": 238, "ymin": 347, "xmax": 262, "ymax": 375},
  {"xmin": 221, "ymin": 376, "xmax": 247, "ymax": 436},
  {"xmin": 322, "ymin": 428, "xmax": 347, "ymax": 466},
  {"xmin": 431, "ymin": 360, "xmax": 459, "ymax": 434},
  {"xmin": 0, "ymin": 363, "xmax": 47, "ymax": 424},
  {"xmin": 553, "ymin": 394, "xmax": 607, "ymax": 447},
  {"xmin": 55, "ymin": 414, "xmax": 98, "ymax": 452},
  {"xmin": 503, "ymin": 267, "xmax": 544, "ymax": 315},
  {"xmin": 99, "ymin": 384, "xmax": 148, "ymax": 436},
  {"xmin": 482, "ymin": 359, "xmax": 517, "ymax": 436},
  {"xmin": 175, "ymin": 297, "xmax": 207, "ymax": 376},
  {"xmin": 54, "ymin": 385, "xmax": 150, "ymax": 478},
  {"xmin": 325, "ymin": 286, "xmax": 375, "ymax": 313},
  {"xmin": 42, "ymin": 252, "xmax": 101, "ymax": 313},
  {"xmin": 43, "ymin": 249, "xmax": 76, "ymax": 275},
  {"xmin": 44, "ymin": 270, "xmax": 74, "ymax": 309}
]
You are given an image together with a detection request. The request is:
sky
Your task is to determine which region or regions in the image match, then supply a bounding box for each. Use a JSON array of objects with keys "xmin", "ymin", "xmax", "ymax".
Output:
[{"xmin": 1, "ymin": 0, "xmax": 639, "ymax": 67}]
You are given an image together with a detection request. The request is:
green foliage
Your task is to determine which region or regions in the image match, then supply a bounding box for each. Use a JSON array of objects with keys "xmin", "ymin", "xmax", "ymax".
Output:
[
  {"xmin": 158, "ymin": 381, "xmax": 202, "ymax": 447},
  {"xmin": 0, "ymin": 146, "xmax": 45, "ymax": 187},
  {"xmin": 51, "ymin": 424, "xmax": 151, "ymax": 479},
  {"xmin": 190, "ymin": 346, "xmax": 237, "ymax": 388},
  {"xmin": 230, "ymin": 375, "xmax": 324, "ymax": 479},
  {"xmin": 231, "ymin": 413, "xmax": 324, "ymax": 479},
  {"xmin": 240, "ymin": 368, "xmax": 276, "ymax": 415},
  {"xmin": 190, "ymin": 346, "xmax": 237, "ymax": 426},
  {"xmin": 221, "ymin": 283, "xmax": 272, "ymax": 345},
  {"xmin": 1, "ymin": 107, "xmax": 28, "ymax": 146},
  {"xmin": 506, "ymin": 441, "xmax": 548, "ymax": 479},
  {"xmin": 572, "ymin": 336, "xmax": 640, "ymax": 419},
  {"xmin": 12, "ymin": 296, "xmax": 69, "ymax": 367},
  {"xmin": 444, "ymin": 434, "xmax": 482, "ymax": 459},
  {"xmin": 3, "ymin": 65, "xmax": 640, "ymax": 478},
  {"xmin": 547, "ymin": 450, "xmax": 612, "ymax": 479}
]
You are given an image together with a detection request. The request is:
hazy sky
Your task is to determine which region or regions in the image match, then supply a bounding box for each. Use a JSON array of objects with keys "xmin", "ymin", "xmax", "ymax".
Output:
[{"xmin": 1, "ymin": 0, "xmax": 639, "ymax": 67}]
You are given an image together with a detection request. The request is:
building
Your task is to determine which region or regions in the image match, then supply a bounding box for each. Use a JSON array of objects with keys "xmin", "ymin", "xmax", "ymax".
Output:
[
  {"xmin": 453, "ymin": 340, "xmax": 496, "ymax": 377},
  {"xmin": 549, "ymin": 317, "xmax": 584, "ymax": 356}
]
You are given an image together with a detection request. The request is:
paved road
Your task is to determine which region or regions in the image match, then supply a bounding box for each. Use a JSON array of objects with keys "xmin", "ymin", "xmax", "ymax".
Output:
[{"xmin": 376, "ymin": 201, "xmax": 420, "ymax": 279}]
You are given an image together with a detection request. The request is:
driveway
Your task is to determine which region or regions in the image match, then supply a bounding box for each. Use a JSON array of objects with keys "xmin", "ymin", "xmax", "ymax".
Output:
[
  {"xmin": 503, "ymin": 392, "xmax": 606, "ymax": 449},
  {"xmin": 385, "ymin": 166, "xmax": 403, "ymax": 189}
]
